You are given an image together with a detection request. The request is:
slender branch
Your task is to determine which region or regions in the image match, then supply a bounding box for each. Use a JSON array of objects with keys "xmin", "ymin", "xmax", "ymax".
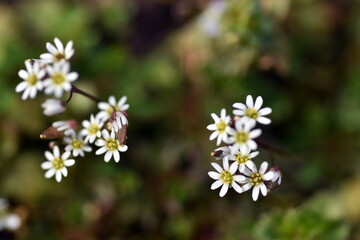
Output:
[
  {"xmin": 66, "ymin": 89, "xmax": 74, "ymax": 103},
  {"xmin": 71, "ymin": 84, "xmax": 101, "ymax": 103}
]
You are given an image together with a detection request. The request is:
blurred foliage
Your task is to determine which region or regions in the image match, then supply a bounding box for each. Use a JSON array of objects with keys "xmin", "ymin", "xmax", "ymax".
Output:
[{"xmin": 1, "ymin": 0, "xmax": 360, "ymax": 239}]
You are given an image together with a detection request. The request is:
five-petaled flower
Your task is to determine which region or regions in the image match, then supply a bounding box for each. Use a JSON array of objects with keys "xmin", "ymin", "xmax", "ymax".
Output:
[{"xmin": 41, "ymin": 146, "xmax": 76, "ymax": 182}]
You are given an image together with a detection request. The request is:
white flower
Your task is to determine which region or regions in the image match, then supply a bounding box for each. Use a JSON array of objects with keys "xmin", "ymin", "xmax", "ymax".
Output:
[
  {"xmin": 64, "ymin": 132, "xmax": 92, "ymax": 157},
  {"xmin": 81, "ymin": 114, "xmax": 104, "ymax": 143},
  {"xmin": 41, "ymin": 99, "xmax": 66, "ymax": 116},
  {"xmin": 211, "ymin": 146, "xmax": 231, "ymax": 160},
  {"xmin": 233, "ymin": 95, "xmax": 272, "ymax": 125},
  {"xmin": 16, "ymin": 60, "xmax": 45, "ymax": 100},
  {"xmin": 269, "ymin": 166, "xmax": 282, "ymax": 185},
  {"xmin": 95, "ymin": 129, "xmax": 128, "ymax": 162},
  {"xmin": 228, "ymin": 119, "xmax": 261, "ymax": 150},
  {"xmin": 207, "ymin": 108, "xmax": 232, "ymax": 146},
  {"xmin": 40, "ymin": 37, "xmax": 74, "ymax": 63},
  {"xmin": 241, "ymin": 161, "xmax": 274, "ymax": 201},
  {"xmin": 43, "ymin": 60, "xmax": 78, "ymax": 98},
  {"xmin": 41, "ymin": 146, "xmax": 75, "ymax": 182},
  {"xmin": 227, "ymin": 145, "xmax": 259, "ymax": 173},
  {"xmin": 97, "ymin": 96, "xmax": 129, "ymax": 121},
  {"xmin": 111, "ymin": 111, "xmax": 128, "ymax": 132},
  {"xmin": 52, "ymin": 120, "xmax": 77, "ymax": 136},
  {"xmin": 208, "ymin": 159, "xmax": 245, "ymax": 197},
  {"xmin": 0, "ymin": 213, "xmax": 21, "ymax": 231}
]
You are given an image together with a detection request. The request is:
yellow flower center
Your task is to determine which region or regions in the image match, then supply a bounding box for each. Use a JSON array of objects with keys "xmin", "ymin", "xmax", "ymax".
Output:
[
  {"xmin": 52, "ymin": 157, "xmax": 65, "ymax": 170},
  {"xmin": 27, "ymin": 73, "xmax": 38, "ymax": 86},
  {"xmin": 236, "ymin": 153, "xmax": 249, "ymax": 164},
  {"xmin": 250, "ymin": 172, "xmax": 263, "ymax": 186},
  {"xmin": 220, "ymin": 170, "xmax": 233, "ymax": 184},
  {"xmin": 234, "ymin": 131, "xmax": 249, "ymax": 144},
  {"xmin": 106, "ymin": 138, "xmax": 118, "ymax": 151},
  {"xmin": 53, "ymin": 52, "xmax": 65, "ymax": 61},
  {"xmin": 52, "ymin": 73, "xmax": 65, "ymax": 85},
  {"xmin": 216, "ymin": 121, "xmax": 227, "ymax": 133},
  {"xmin": 71, "ymin": 139, "xmax": 83, "ymax": 149},
  {"xmin": 88, "ymin": 124, "xmax": 99, "ymax": 135},
  {"xmin": 245, "ymin": 108, "xmax": 258, "ymax": 119}
]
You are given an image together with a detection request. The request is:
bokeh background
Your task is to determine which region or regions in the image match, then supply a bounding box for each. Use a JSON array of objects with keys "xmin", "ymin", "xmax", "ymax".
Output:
[{"xmin": 1, "ymin": 0, "xmax": 360, "ymax": 239}]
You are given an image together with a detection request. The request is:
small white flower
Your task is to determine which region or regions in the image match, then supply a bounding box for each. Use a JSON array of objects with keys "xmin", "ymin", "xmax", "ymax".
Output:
[
  {"xmin": 41, "ymin": 99, "xmax": 66, "ymax": 116},
  {"xmin": 16, "ymin": 60, "xmax": 45, "ymax": 100},
  {"xmin": 40, "ymin": 37, "xmax": 74, "ymax": 63},
  {"xmin": 41, "ymin": 146, "xmax": 75, "ymax": 182},
  {"xmin": 208, "ymin": 159, "xmax": 245, "ymax": 197},
  {"xmin": 81, "ymin": 114, "xmax": 104, "ymax": 143},
  {"xmin": 211, "ymin": 146, "xmax": 231, "ymax": 160},
  {"xmin": 207, "ymin": 108, "xmax": 232, "ymax": 146},
  {"xmin": 241, "ymin": 161, "xmax": 274, "ymax": 201},
  {"xmin": 43, "ymin": 60, "xmax": 78, "ymax": 98},
  {"xmin": 95, "ymin": 129, "xmax": 128, "ymax": 162},
  {"xmin": 52, "ymin": 120, "xmax": 77, "ymax": 136},
  {"xmin": 97, "ymin": 96, "xmax": 129, "ymax": 121},
  {"xmin": 0, "ymin": 213, "xmax": 21, "ymax": 231},
  {"xmin": 111, "ymin": 111, "xmax": 128, "ymax": 132},
  {"xmin": 228, "ymin": 119, "xmax": 261, "ymax": 150},
  {"xmin": 227, "ymin": 145, "xmax": 259, "ymax": 173},
  {"xmin": 233, "ymin": 95, "xmax": 272, "ymax": 125},
  {"xmin": 64, "ymin": 132, "xmax": 92, "ymax": 157}
]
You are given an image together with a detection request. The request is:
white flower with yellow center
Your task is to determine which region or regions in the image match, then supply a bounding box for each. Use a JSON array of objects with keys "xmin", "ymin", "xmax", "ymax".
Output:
[
  {"xmin": 16, "ymin": 60, "xmax": 45, "ymax": 100},
  {"xmin": 228, "ymin": 119, "xmax": 261, "ymax": 150},
  {"xmin": 43, "ymin": 60, "xmax": 78, "ymax": 98},
  {"xmin": 64, "ymin": 132, "xmax": 92, "ymax": 157},
  {"xmin": 41, "ymin": 146, "xmax": 75, "ymax": 182},
  {"xmin": 97, "ymin": 96, "xmax": 129, "ymax": 121},
  {"xmin": 95, "ymin": 129, "xmax": 128, "ymax": 162},
  {"xmin": 207, "ymin": 108, "xmax": 232, "ymax": 146},
  {"xmin": 40, "ymin": 37, "xmax": 74, "ymax": 63},
  {"xmin": 208, "ymin": 159, "xmax": 245, "ymax": 197},
  {"xmin": 241, "ymin": 161, "xmax": 274, "ymax": 201},
  {"xmin": 227, "ymin": 145, "xmax": 259, "ymax": 173},
  {"xmin": 233, "ymin": 95, "xmax": 272, "ymax": 125},
  {"xmin": 81, "ymin": 114, "xmax": 104, "ymax": 143}
]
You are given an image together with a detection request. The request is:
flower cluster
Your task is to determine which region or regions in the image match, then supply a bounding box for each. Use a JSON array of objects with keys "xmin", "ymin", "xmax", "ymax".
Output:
[
  {"xmin": 0, "ymin": 198, "xmax": 21, "ymax": 231},
  {"xmin": 16, "ymin": 38, "xmax": 129, "ymax": 182},
  {"xmin": 207, "ymin": 95, "xmax": 282, "ymax": 201}
]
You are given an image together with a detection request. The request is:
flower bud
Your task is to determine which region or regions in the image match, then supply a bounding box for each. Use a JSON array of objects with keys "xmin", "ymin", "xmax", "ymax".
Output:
[{"xmin": 41, "ymin": 99, "xmax": 66, "ymax": 116}]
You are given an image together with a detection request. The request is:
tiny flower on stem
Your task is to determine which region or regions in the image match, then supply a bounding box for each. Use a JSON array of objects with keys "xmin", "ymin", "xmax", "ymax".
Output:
[
  {"xmin": 241, "ymin": 161, "xmax": 274, "ymax": 201},
  {"xmin": 233, "ymin": 95, "xmax": 272, "ymax": 125},
  {"xmin": 16, "ymin": 60, "xmax": 45, "ymax": 100},
  {"xmin": 228, "ymin": 119, "xmax": 261, "ymax": 150},
  {"xmin": 64, "ymin": 132, "xmax": 92, "ymax": 157},
  {"xmin": 97, "ymin": 96, "xmax": 129, "ymax": 121},
  {"xmin": 43, "ymin": 60, "xmax": 78, "ymax": 98},
  {"xmin": 227, "ymin": 145, "xmax": 259, "ymax": 173},
  {"xmin": 207, "ymin": 108, "xmax": 232, "ymax": 146},
  {"xmin": 40, "ymin": 37, "xmax": 74, "ymax": 63},
  {"xmin": 208, "ymin": 159, "xmax": 245, "ymax": 197},
  {"xmin": 81, "ymin": 114, "xmax": 104, "ymax": 143},
  {"xmin": 95, "ymin": 129, "xmax": 128, "ymax": 162},
  {"xmin": 41, "ymin": 146, "xmax": 75, "ymax": 182},
  {"xmin": 41, "ymin": 99, "xmax": 66, "ymax": 116}
]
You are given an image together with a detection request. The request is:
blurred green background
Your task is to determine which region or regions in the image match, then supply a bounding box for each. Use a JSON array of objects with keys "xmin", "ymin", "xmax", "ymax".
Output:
[{"xmin": 1, "ymin": 0, "xmax": 360, "ymax": 239}]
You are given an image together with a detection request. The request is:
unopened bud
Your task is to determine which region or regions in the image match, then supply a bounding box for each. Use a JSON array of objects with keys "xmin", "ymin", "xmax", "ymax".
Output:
[{"xmin": 40, "ymin": 126, "xmax": 64, "ymax": 139}]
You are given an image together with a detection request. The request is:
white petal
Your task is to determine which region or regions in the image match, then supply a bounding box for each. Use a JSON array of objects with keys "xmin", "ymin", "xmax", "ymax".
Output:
[
  {"xmin": 211, "ymin": 162, "xmax": 223, "ymax": 173},
  {"xmin": 258, "ymin": 107, "xmax": 272, "ymax": 116},
  {"xmin": 61, "ymin": 167, "xmax": 68, "ymax": 177},
  {"xmin": 263, "ymin": 171, "xmax": 274, "ymax": 181},
  {"xmin": 219, "ymin": 183, "xmax": 229, "ymax": 197},
  {"xmin": 45, "ymin": 168, "xmax": 56, "ymax": 178},
  {"xmin": 211, "ymin": 179, "xmax": 223, "ymax": 190},
  {"xmin": 67, "ymin": 72, "xmax": 78, "ymax": 81},
  {"xmin": 233, "ymin": 109, "xmax": 245, "ymax": 116},
  {"xmin": 242, "ymin": 182, "xmax": 252, "ymax": 192},
  {"xmin": 229, "ymin": 162, "xmax": 238, "ymax": 174},
  {"xmin": 220, "ymin": 108, "xmax": 226, "ymax": 119},
  {"xmin": 102, "ymin": 129, "xmax": 110, "ymax": 139},
  {"xmin": 209, "ymin": 131, "xmax": 218, "ymax": 141},
  {"xmin": 119, "ymin": 145, "xmax": 128, "ymax": 152},
  {"xmin": 22, "ymin": 88, "xmax": 30, "ymax": 100},
  {"xmin": 54, "ymin": 37, "xmax": 64, "ymax": 52},
  {"xmin": 109, "ymin": 96, "xmax": 116, "ymax": 105},
  {"xmin": 232, "ymin": 182, "xmax": 243, "ymax": 193},
  {"xmin": 65, "ymin": 41, "xmax": 73, "ymax": 54},
  {"xmin": 104, "ymin": 151, "xmax": 112, "ymax": 162},
  {"xmin": 254, "ymin": 96, "xmax": 263, "ymax": 110},
  {"xmin": 53, "ymin": 146, "xmax": 60, "ymax": 157},
  {"xmin": 216, "ymin": 135, "xmax": 222, "ymax": 146},
  {"xmin": 211, "ymin": 113, "xmax": 220, "ymax": 122},
  {"xmin": 15, "ymin": 81, "xmax": 28, "ymax": 92},
  {"xmin": 18, "ymin": 70, "xmax": 28, "ymax": 80},
  {"xmin": 207, "ymin": 124, "xmax": 217, "ymax": 131},
  {"xmin": 96, "ymin": 146, "xmax": 107, "ymax": 155},
  {"xmin": 233, "ymin": 175, "xmax": 246, "ymax": 183},
  {"xmin": 55, "ymin": 171, "xmax": 62, "ymax": 182},
  {"xmin": 252, "ymin": 185, "xmax": 260, "ymax": 201},
  {"xmin": 41, "ymin": 161, "xmax": 52, "ymax": 170},
  {"xmin": 64, "ymin": 159, "xmax": 75, "ymax": 167},
  {"xmin": 61, "ymin": 151, "xmax": 71, "ymax": 160},
  {"xmin": 40, "ymin": 53, "xmax": 53, "ymax": 60},
  {"xmin": 257, "ymin": 117, "xmax": 271, "ymax": 125},
  {"xmin": 246, "ymin": 95, "xmax": 254, "ymax": 108},
  {"xmin": 239, "ymin": 163, "xmax": 245, "ymax": 173},
  {"xmin": 249, "ymin": 151, "xmax": 259, "ymax": 158},
  {"xmin": 260, "ymin": 183, "xmax": 267, "ymax": 196},
  {"xmin": 208, "ymin": 171, "xmax": 220, "ymax": 180},
  {"xmin": 46, "ymin": 42, "xmax": 57, "ymax": 54},
  {"xmin": 259, "ymin": 161, "xmax": 268, "ymax": 175},
  {"xmin": 247, "ymin": 140, "xmax": 258, "ymax": 150},
  {"xmin": 113, "ymin": 150, "xmax": 120, "ymax": 162},
  {"xmin": 233, "ymin": 102, "xmax": 246, "ymax": 110}
]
